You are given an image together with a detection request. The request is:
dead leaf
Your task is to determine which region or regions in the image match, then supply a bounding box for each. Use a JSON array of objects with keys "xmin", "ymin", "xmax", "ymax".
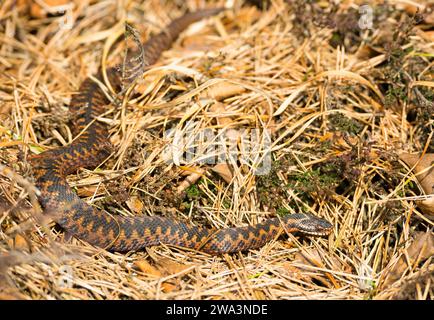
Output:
[
  {"xmin": 202, "ymin": 83, "xmax": 246, "ymax": 101},
  {"xmin": 418, "ymin": 198, "xmax": 434, "ymax": 218},
  {"xmin": 182, "ymin": 35, "xmax": 225, "ymax": 52},
  {"xmin": 134, "ymin": 260, "xmax": 162, "ymax": 277},
  {"xmin": 161, "ymin": 282, "xmax": 177, "ymax": 293},
  {"xmin": 253, "ymin": 290, "xmax": 266, "ymax": 299},
  {"xmin": 417, "ymin": 29, "xmax": 434, "ymax": 42},
  {"xmin": 76, "ymin": 186, "xmax": 98, "ymax": 197},
  {"xmin": 279, "ymin": 261, "xmax": 309, "ymax": 281},
  {"xmin": 212, "ymin": 163, "xmax": 233, "ymax": 184},
  {"xmin": 209, "ymin": 102, "xmax": 234, "ymax": 126},
  {"xmin": 399, "ymin": 153, "xmax": 434, "ymax": 216},
  {"xmin": 292, "ymin": 248, "xmax": 339, "ymax": 288},
  {"xmin": 13, "ymin": 235, "xmax": 29, "ymax": 251},
  {"xmin": 381, "ymin": 231, "xmax": 434, "ymax": 289},
  {"xmin": 355, "ymin": 44, "xmax": 381, "ymax": 60},
  {"xmin": 126, "ymin": 196, "xmax": 144, "ymax": 214},
  {"xmin": 30, "ymin": 0, "xmax": 71, "ymax": 18},
  {"xmin": 0, "ymin": 286, "xmax": 26, "ymax": 300},
  {"xmin": 375, "ymin": 264, "xmax": 433, "ymax": 300},
  {"xmin": 424, "ymin": 9, "xmax": 434, "ymax": 24},
  {"xmin": 176, "ymin": 167, "xmax": 205, "ymax": 194},
  {"xmin": 156, "ymin": 257, "xmax": 191, "ymax": 275},
  {"xmin": 400, "ymin": 3, "xmax": 425, "ymax": 16}
]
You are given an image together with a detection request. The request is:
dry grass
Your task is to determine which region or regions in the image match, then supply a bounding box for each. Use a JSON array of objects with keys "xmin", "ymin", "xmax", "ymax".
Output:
[{"xmin": 0, "ymin": 0, "xmax": 433, "ymax": 300}]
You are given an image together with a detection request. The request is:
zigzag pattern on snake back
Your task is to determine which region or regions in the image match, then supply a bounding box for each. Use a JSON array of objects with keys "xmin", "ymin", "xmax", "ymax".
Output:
[{"xmin": 28, "ymin": 8, "xmax": 333, "ymax": 254}]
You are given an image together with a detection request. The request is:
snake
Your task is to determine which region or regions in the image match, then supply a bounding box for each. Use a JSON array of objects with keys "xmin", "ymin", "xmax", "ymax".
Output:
[{"xmin": 28, "ymin": 7, "xmax": 333, "ymax": 254}]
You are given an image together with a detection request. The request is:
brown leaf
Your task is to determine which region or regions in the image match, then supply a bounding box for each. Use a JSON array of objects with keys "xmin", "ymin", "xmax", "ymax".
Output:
[
  {"xmin": 399, "ymin": 153, "xmax": 434, "ymax": 217},
  {"xmin": 424, "ymin": 9, "xmax": 434, "ymax": 24},
  {"xmin": 355, "ymin": 44, "xmax": 382, "ymax": 60},
  {"xmin": 212, "ymin": 163, "xmax": 233, "ymax": 184},
  {"xmin": 253, "ymin": 290, "xmax": 266, "ymax": 299},
  {"xmin": 76, "ymin": 186, "xmax": 98, "ymax": 197},
  {"xmin": 209, "ymin": 102, "xmax": 234, "ymax": 126},
  {"xmin": 13, "ymin": 235, "xmax": 29, "ymax": 252},
  {"xmin": 156, "ymin": 258, "xmax": 191, "ymax": 275},
  {"xmin": 202, "ymin": 83, "xmax": 246, "ymax": 101},
  {"xmin": 381, "ymin": 231, "xmax": 434, "ymax": 288},
  {"xmin": 161, "ymin": 282, "xmax": 177, "ymax": 293},
  {"xmin": 279, "ymin": 261, "xmax": 309, "ymax": 281},
  {"xmin": 30, "ymin": 0, "xmax": 71, "ymax": 18},
  {"xmin": 0, "ymin": 287, "xmax": 26, "ymax": 300},
  {"xmin": 293, "ymin": 248, "xmax": 339, "ymax": 288},
  {"xmin": 126, "ymin": 196, "xmax": 144, "ymax": 214},
  {"xmin": 182, "ymin": 35, "xmax": 224, "ymax": 52},
  {"xmin": 417, "ymin": 29, "xmax": 434, "ymax": 42},
  {"xmin": 176, "ymin": 167, "xmax": 205, "ymax": 194},
  {"xmin": 134, "ymin": 260, "xmax": 162, "ymax": 277},
  {"xmin": 418, "ymin": 197, "xmax": 434, "ymax": 217},
  {"xmin": 375, "ymin": 264, "xmax": 433, "ymax": 300}
]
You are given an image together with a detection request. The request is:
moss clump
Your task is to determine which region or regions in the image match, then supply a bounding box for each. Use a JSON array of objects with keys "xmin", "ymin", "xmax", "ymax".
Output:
[
  {"xmin": 185, "ymin": 184, "xmax": 201, "ymax": 199},
  {"xmin": 329, "ymin": 114, "xmax": 363, "ymax": 135},
  {"xmin": 256, "ymin": 159, "xmax": 292, "ymax": 210},
  {"xmin": 276, "ymin": 207, "xmax": 290, "ymax": 216}
]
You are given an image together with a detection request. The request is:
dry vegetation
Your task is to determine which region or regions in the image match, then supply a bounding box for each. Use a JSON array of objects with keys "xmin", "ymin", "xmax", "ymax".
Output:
[{"xmin": 0, "ymin": 0, "xmax": 433, "ymax": 300}]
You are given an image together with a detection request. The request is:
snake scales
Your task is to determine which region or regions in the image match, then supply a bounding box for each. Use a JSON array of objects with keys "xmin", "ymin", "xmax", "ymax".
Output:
[{"xmin": 28, "ymin": 8, "xmax": 332, "ymax": 254}]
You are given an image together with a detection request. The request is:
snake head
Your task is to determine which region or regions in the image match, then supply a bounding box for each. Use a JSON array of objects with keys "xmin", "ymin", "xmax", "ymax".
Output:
[{"xmin": 291, "ymin": 213, "xmax": 333, "ymax": 236}]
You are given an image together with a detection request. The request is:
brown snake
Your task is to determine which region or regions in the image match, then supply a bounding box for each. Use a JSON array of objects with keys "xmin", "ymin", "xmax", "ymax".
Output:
[{"xmin": 28, "ymin": 8, "xmax": 333, "ymax": 254}]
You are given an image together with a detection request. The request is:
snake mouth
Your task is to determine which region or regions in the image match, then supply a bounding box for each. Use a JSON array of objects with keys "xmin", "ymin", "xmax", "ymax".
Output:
[
  {"xmin": 296, "ymin": 214, "xmax": 333, "ymax": 236},
  {"xmin": 302, "ymin": 229, "xmax": 332, "ymax": 236}
]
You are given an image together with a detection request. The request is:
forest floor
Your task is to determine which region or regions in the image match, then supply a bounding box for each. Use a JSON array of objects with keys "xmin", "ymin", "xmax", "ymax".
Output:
[{"xmin": 0, "ymin": 0, "xmax": 433, "ymax": 299}]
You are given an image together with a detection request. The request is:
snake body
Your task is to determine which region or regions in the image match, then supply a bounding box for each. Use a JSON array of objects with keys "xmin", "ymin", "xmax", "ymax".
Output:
[{"xmin": 29, "ymin": 8, "xmax": 332, "ymax": 254}]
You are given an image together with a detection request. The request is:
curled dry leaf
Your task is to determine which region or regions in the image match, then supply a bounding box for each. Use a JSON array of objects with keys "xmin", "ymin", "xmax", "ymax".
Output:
[
  {"xmin": 208, "ymin": 103, "xmax": 238, "ymax": 183},
  {"xmin": 398, "ymin": 3, "xmax": 425, "ymax": 16},
  {"xmin": 7, "ymin": 235, "xmax": 30, "ymax": 252},
  {"xmin": 76, "ymin": 186, "xmax": 98, "ymax": 197},
  {"xmin": 201, "ymin": 83, "xmax": 246, "ymax": 101},
  {"xmin": 126, "ymin": 196, "xmax": 144, "ymax": 214},
  {"xmin": 134, "ymin": 260, "xmax": 162, "ymax": 277},
  {"xmin": 424, "ymin": 9, "xmax": 434, "ymax": 24},
  {"xmin": 418, "ymin": 30, "xmax": 434, "ymax": 42},
  {"xmin": 212, "ymin": 163, "xmax": 233, "ymax": 184},
  {"xmin": 182, "ymin": 35, "xmax": 220, "ymax": 52},
  {"xmin": 0, "ymin": 251, "xmax": 43, "ymax": 300},
  {"xmin": 30, "ymin": 0, "xmax": 71, "ymax": 18},
  {"xmin": 157, "ymin": 259, "xmax": 192, "ymax": 293},
  {"xmin": 375, "ymin": 264, "xmax": 434, "ymax": 300},
  {"xmin": 293, "ymin": 248, "xmax": 339, "ymax": 288},
  {"xmin": 279, "ymin": 261, "xmax": 310, "ymax": 282},
  {"xmin": 209, "ymin": 102, "xmax": 234, "ymax": 126},
  {"xmin": 161, "ymin": 282, "xmax": 177, "ymax": 293},
  {"xmin": 135, "ymin": 258, "xmax": 191, "ymax": 293},
  {"xmin": 381, "ymin": 231, "xmax": 434, "ymax": 289},
  {"xmin": 176, "ymin": 167, "xmax": 205, "ymax": 194},
  {"xmin": 155, "ymin": 257, "xmax": 191, "ymax": 275},
  {"xmin": 399, "ymin": 153, "xmax": 434, "ymax": 216}
]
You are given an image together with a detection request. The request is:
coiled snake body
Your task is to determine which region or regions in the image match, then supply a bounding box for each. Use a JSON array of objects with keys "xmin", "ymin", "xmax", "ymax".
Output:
[{"xmin": 29, "ymin": 8, "xmax": 332, "ymax": 254}]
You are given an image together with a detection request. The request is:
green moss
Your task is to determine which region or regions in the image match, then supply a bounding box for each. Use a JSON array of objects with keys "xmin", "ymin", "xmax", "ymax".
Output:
[
  {"xmin": 185, "ymin": 184, "xmax": 201, "ymax": 199},
  {"xmin": 222, "ymin": 199, "xmax": 231, "ymax": 210},
  {"xmin": 329, "ymin": 32, "xmax": 343, "ymax": 47},
  {"xmin": 329, "ymin": 114, "xmax": 363, "ymax": 135},
  {"xmin": 288, "ymin": 167, "xmax": 340, "ymax": 193},
  {"xmin": 256, "ymin": 159, "xmax": 290, "ymax": 209},
  {"xmin": 276, "ymin": 207, "xmax": 290, "ymax": 216},
  {"xmin": 385, "ymin": 84, "xmax": 408, "ymax": 107}
]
